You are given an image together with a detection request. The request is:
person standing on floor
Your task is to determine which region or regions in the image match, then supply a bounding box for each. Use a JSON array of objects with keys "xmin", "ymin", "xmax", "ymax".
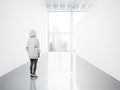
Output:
[{"xmin": 26, "ymin": 30, "xmax": 40, "ymax": 77}]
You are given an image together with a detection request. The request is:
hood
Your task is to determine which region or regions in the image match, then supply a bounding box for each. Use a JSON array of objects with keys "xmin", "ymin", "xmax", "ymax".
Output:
[{"xmin": 29, "ymin": 30, "xmax": 36, "ymax": 38}]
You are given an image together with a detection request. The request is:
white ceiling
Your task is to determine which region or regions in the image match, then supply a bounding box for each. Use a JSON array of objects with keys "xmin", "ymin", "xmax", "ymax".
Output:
[{"xmin": 46, "ymin": 0, "xmax": 94, "ymax": 12}]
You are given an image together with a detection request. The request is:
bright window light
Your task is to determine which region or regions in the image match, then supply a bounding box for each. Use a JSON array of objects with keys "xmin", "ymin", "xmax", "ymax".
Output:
[
  {"xmin": 49, "ymin": 12, "xmax": 70, "ymax": 33},
  {"xmin": 48, "ymin": 12, "xmax": 86, "ymax": 52}
]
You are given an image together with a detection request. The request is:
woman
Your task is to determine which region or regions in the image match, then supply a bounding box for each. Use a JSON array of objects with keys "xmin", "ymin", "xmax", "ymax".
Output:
[{"xmin": 26, "ymin": 30, "xmax": 40, "ymax": 77}]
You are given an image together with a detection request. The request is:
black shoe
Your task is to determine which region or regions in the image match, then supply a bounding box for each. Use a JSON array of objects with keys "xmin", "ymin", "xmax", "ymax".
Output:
[
  {"xmin": 30, "ymin": 74, "xmax": 34, "ymax": 77},
  {"xmin": 32, "ymin": 74, "xmax": 38, "ymax": 78}
]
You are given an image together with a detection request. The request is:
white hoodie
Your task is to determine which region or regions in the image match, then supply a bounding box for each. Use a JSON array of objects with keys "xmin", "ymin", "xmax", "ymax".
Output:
[{"xmin": 26, "ymin": 30, "xmax": 40, "ymax": 59}]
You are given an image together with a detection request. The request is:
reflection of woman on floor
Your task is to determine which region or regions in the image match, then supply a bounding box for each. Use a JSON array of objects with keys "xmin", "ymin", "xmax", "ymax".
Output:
[
  {"xmin": 26, "ymin": 30, "xmax": 40, "ymax": 77},
  {"xmin": 30, "ymin": 79, "xmax": 36, "ymax": 90}
]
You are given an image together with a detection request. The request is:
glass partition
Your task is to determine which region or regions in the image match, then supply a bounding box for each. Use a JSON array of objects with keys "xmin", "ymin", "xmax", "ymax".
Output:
[
  {"xmin": 48, "ymin": 12, "xmax": 86, "ymax": 52},
  {"xmin": 48, "ymin": 12, "xmax": 72, "ymax": 52}
]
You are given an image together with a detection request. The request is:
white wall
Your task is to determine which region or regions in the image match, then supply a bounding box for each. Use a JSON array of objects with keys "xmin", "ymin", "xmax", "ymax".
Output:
[
  {"xmin": 76, "ymin": 0, "xmax": 120, "ymax": 81},
  {"xmin": 0, "ymin": 0, "xmax": 48, "ymax": 76}
]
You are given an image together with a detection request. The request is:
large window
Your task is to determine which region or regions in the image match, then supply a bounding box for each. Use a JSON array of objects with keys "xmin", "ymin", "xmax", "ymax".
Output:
[{"xmin": 48, "ymin": 12, "xmax": 85, "ymax": 52}]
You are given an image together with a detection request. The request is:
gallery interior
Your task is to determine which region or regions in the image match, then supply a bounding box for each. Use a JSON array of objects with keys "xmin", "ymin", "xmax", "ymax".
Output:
[{"xmin": 0, "ymin": 0, "xmax": 120, "ymax": 90}]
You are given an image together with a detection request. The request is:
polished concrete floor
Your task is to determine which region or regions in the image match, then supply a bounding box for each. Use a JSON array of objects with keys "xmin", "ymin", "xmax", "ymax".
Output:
[{"xmin": 0, "ymin": 52, "xmax": 120, "ymax": 90}]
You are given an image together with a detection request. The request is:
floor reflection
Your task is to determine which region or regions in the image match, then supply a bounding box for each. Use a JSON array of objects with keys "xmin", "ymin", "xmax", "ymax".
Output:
[
  {"xmin": 48, "ymin": 52, "xmax": 73, "ymax": 90},
  {"xmin": 30, "ymin": 78, "xmax": 37, "ymax": 90}
]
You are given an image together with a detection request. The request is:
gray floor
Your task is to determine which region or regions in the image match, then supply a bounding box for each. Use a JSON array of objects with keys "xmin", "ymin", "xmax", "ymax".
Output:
[
  {"xmin": 76, "ymin": 55, "xmax": 120, "ymax": 90},
  {"xmin": 0, "ymin": 53, "xmax": 120, "ymax": 90}
]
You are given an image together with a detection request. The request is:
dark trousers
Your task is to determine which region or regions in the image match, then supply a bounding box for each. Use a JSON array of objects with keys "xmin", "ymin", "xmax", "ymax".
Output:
[{"xmin": 30, "ymin": 59, "xmax": 38, "ymax": 74}]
